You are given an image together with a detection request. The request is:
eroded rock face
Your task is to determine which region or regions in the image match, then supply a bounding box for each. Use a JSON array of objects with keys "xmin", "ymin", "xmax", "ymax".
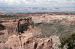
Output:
[
  {"xmin": 0, "ymin": 43, "xmax": 5, "ymax": 49},
  {"xmin": 5, "ymin": 32, "xmax": 61, "ymax": 49},
  {"xmin": 50, "ymin": 35, "xmax": 61, "ymax": 49},
  {"xmin": 0, "ymin": 43, "xmax": 10, "ymax": 49},
  {"xmin": 5, "ymin": 35, "xmax": 21, "ymax": 49}
]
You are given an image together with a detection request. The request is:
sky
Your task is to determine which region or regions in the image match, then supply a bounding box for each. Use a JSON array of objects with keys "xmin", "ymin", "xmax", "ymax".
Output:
[{"xmin": 0, "ymin": 0, "xmax": 75, "ymax": 13}]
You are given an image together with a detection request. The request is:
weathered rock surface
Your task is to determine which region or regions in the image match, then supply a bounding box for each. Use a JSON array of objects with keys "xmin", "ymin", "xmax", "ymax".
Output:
[
  {"xmin": 4, "ymin": 32, "xmax": 61, "ymax": 49},
  {"xmin": 0, "ymin": 43, "xmax": 5, "ymax": 49}
]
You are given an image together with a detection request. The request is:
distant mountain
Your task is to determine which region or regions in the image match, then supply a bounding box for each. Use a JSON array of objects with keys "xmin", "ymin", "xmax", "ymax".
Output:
[
  {"xmin": 0, "ymin": 7, "xmax": 75, "ymax": 13},
  {"xmin": 0, "ymin": 12, "xmax": 5, "ymax": 15}
]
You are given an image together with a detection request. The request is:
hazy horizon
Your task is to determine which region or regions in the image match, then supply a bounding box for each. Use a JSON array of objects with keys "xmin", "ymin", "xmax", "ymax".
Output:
[{"xmin": 0, "ymin": 0, "xmax": 75, "ymax": 13}]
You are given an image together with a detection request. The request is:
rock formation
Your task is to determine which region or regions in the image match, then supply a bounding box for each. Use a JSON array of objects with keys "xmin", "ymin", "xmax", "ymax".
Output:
[{"xmin": 4, "ymin": 32, "xmax": 61, "ymax": 49}]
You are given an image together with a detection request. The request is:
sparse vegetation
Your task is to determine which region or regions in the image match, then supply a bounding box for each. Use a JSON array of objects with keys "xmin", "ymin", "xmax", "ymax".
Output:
[
  {"xmin": 0, "ymin": 24, "xmax": 6, "ymax": 31},
  {"xmin": 0, "ymin": 14, "xmax": 75, "ymax": 49},
  {"xmin": 34, "ymin": 19, "xmax": 75, "ymax": 38},
  {"xmin": 34, "ymin": 18, "xmax": 75, "ymax": 49},
  {"xmin": 60, "ymin": 33, "xmax": 75, "ymax": 49}
]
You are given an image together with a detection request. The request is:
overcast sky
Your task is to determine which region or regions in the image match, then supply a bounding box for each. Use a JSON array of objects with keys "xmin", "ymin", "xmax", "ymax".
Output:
[
  {"xmin": 0, "ymin": 0, "xmax": 75, "ymax": 7},
  {"xmin": 0, "ymin": 0, "xmax": 75, "ymax": 13}
]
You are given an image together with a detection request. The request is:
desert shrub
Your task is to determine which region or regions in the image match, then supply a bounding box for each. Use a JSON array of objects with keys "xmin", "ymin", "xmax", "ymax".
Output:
[
  {"xmin": 0, "ymin": 24, "xmax": 6, "ymax": 31},
  {"xmin": 60, "ymin": 33, "xmax": 75, "ymax": 49}
]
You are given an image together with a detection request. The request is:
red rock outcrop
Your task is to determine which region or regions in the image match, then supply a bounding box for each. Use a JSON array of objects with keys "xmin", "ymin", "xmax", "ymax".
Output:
[{"xmin": 4, "ymin": 32, "xmax": 61, "ymax": 49}]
